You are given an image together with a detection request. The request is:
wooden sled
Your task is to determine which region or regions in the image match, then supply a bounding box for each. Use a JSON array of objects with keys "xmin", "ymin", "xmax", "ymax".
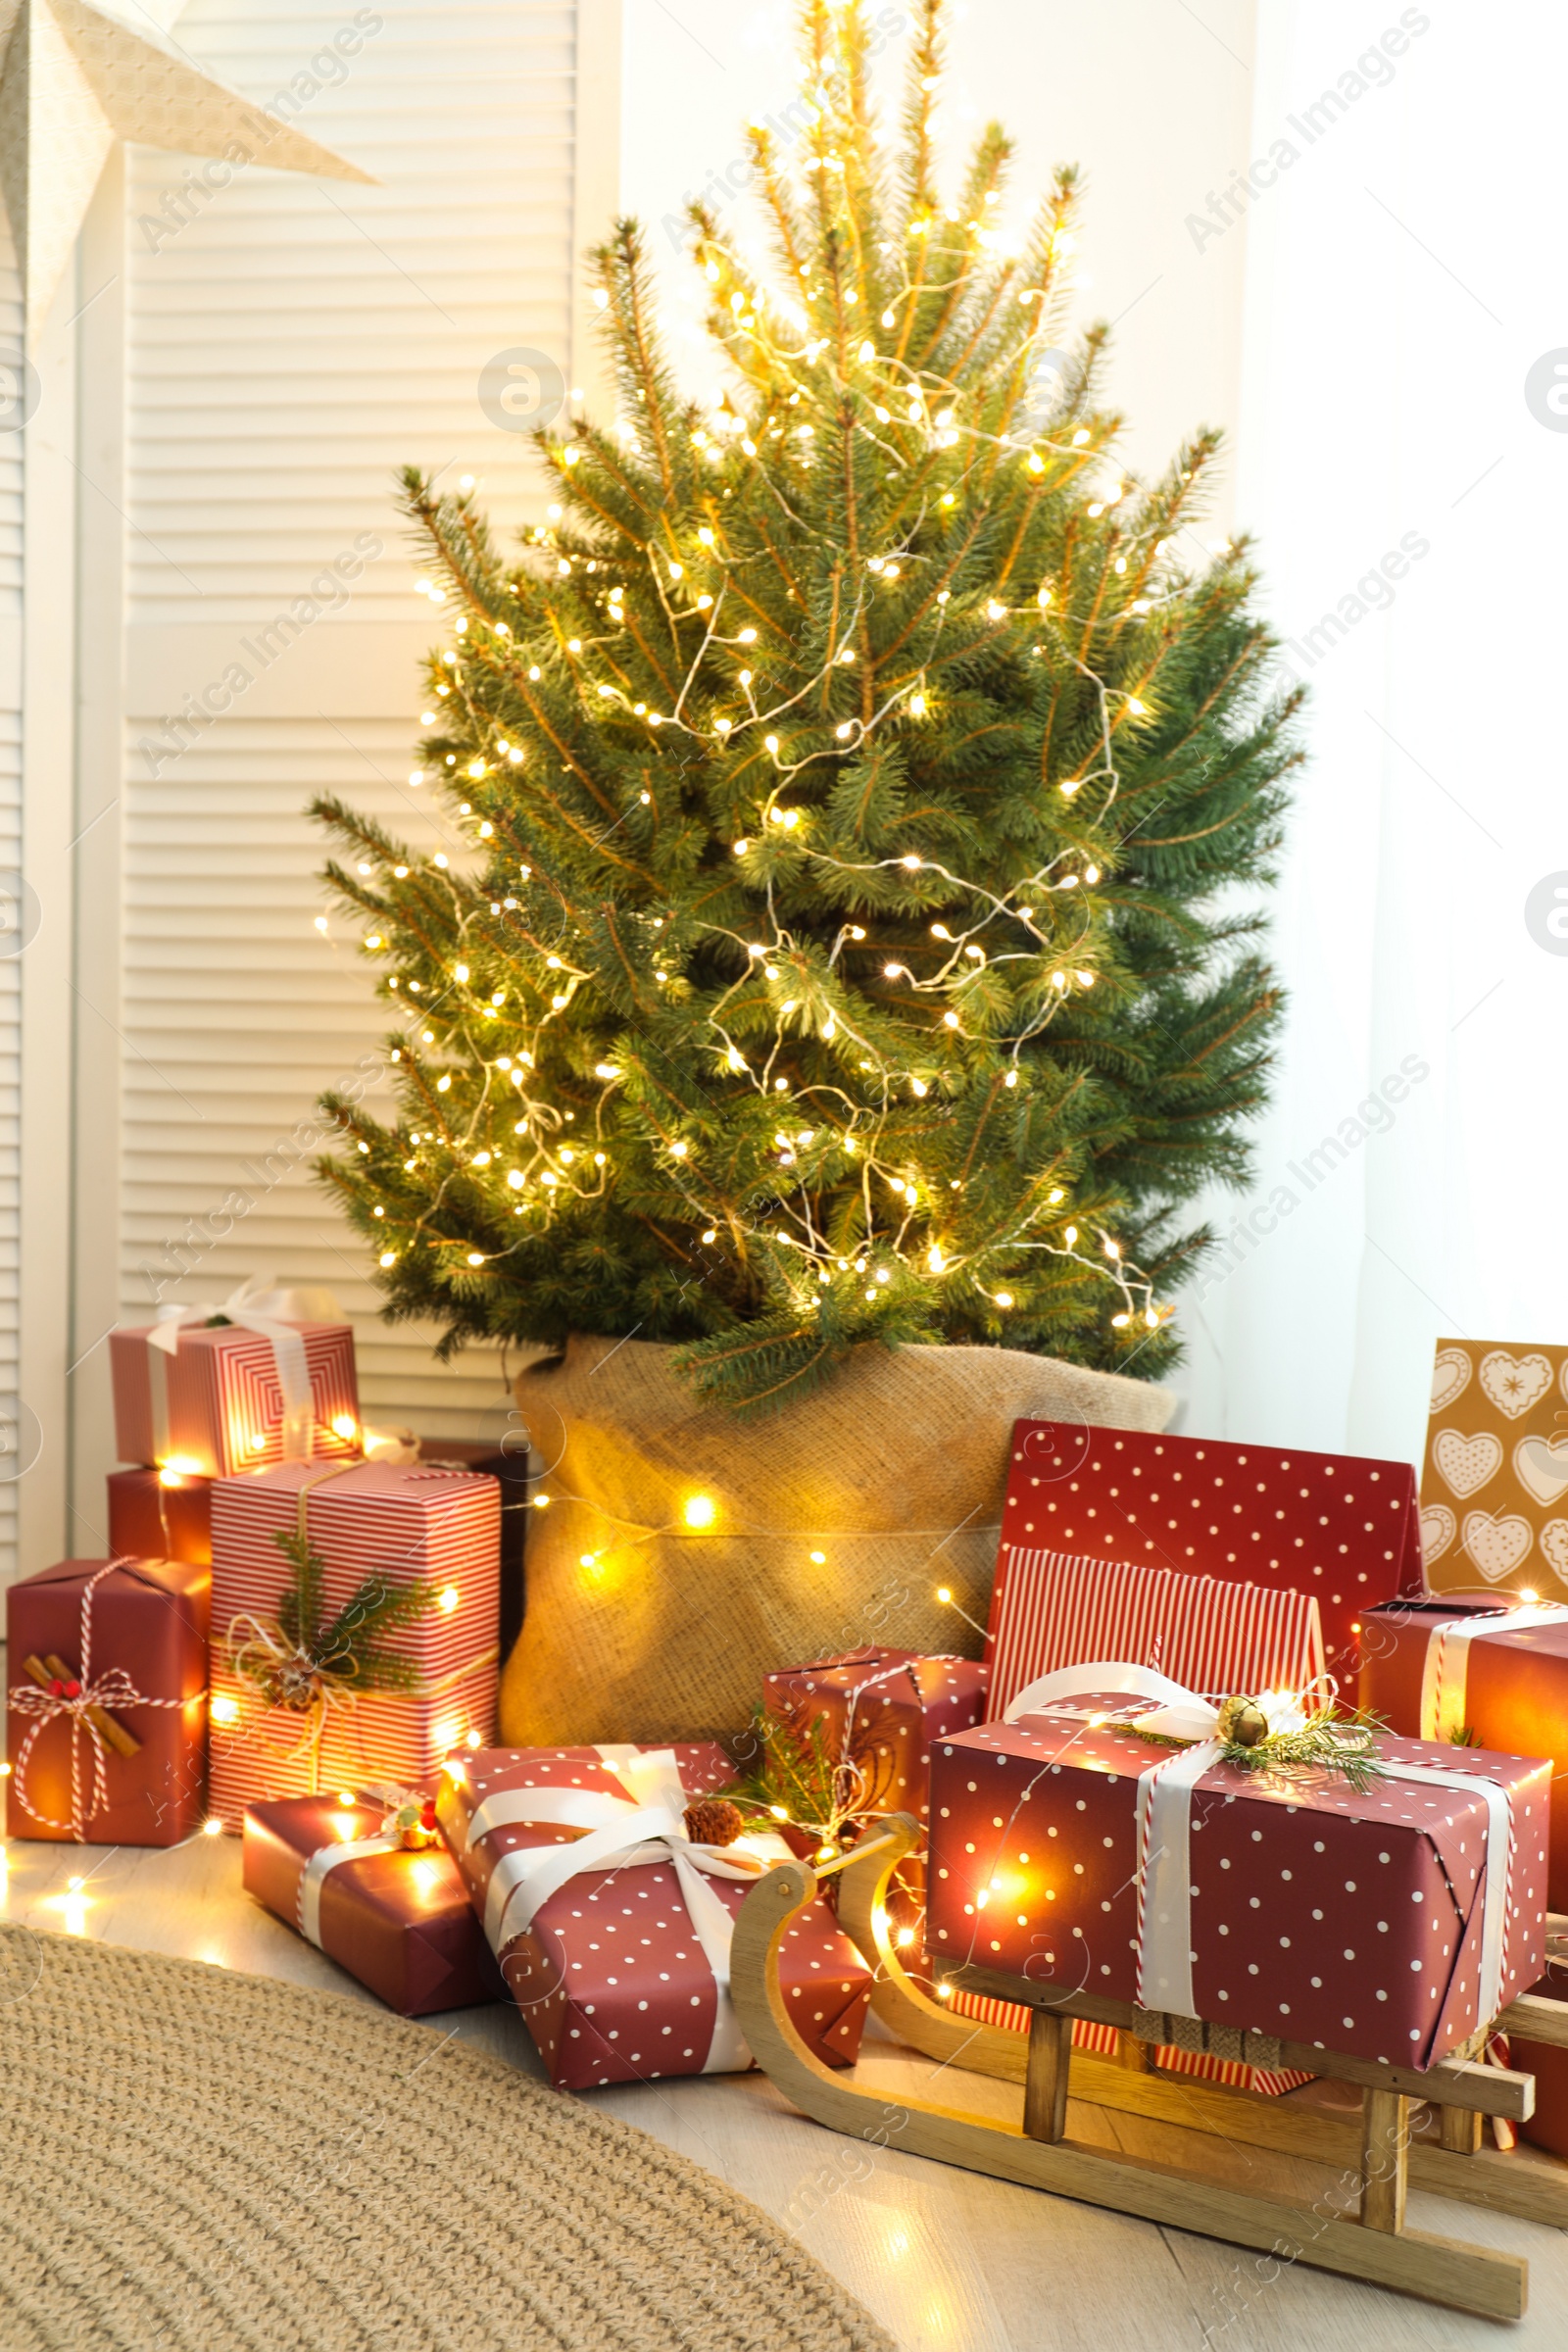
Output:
[
  {"xmin": 830, "ymin": 1812, "xmax": 1568, "ymax": 2240},
  {"xmin": 730, "ymin": 1817, "xmax": 1551, "ymax": 2321}
]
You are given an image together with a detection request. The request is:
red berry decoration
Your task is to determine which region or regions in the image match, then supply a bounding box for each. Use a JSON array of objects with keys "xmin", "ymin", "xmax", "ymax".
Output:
[
  {"xmin": 48, "ymin": 1679, "xmax": 65, "ymax": 1698},
  {"xmin": 64, "ymin": 1680, "xmax": 81, "ymax": 1699}
]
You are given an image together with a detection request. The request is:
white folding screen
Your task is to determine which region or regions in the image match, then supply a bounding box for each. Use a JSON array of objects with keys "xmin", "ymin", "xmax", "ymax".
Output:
[
  {"xmin": 28, "ymin": 0, "xmax": 620, "ymax": 1568},
  {"xmin": 0, "ymin": 216, "xmax": 22, "ymax": 1579}
]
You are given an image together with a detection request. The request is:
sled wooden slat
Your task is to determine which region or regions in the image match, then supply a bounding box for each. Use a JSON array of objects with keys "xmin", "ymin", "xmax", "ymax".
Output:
[{"xmin": 724, "ymin": 1816, "xmax": 1550, "ymax": 2317}]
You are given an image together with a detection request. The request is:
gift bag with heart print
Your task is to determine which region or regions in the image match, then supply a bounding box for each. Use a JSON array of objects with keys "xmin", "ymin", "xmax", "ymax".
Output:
[{"xmin": 1420, "ymin": 1338, "xmax": 1568, "ymax": 1596}]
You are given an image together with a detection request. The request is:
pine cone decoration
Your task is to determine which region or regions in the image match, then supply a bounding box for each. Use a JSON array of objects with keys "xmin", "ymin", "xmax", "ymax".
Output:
[{"xmin": 684, "ymin": 1798, "xmax": 745, "ymax": 1848}]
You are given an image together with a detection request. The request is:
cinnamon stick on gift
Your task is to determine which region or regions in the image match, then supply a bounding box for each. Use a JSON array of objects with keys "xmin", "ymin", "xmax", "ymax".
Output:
[{"xmin": 23, "ymin": 1653, "xmax": 142, "ymax": 1759}]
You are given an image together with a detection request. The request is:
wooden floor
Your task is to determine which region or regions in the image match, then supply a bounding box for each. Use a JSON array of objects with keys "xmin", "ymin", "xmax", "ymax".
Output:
[{"xmin": 6, "ymin": 1826, "xmax": 1567, "ymax": 2350}]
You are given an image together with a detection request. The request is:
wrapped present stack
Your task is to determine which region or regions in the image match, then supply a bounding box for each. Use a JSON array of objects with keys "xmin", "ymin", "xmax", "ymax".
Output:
[{"xmin": 4, "ymin": 1280, "xmax": 524, "ymax": 2027}]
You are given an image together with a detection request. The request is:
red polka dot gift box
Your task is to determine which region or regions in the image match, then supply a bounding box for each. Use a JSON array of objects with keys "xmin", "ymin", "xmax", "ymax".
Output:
[
  {"xmin": 436, "ymin": 1742, "xmax": 872, "ymax": 2091},
  {"xmin": 761, "ymin": 1648, "xmax": 990, "ymax": 1931},
  {"xmin": 1359, "ymin": 1595, "xmax": 1568, "ymax": 1911},
  {"xmin": 946, "ymin": 1553, "xmax": 1328, "ymax": 2096},
  {"xmin": 994, "ymin": 1422, "xmax": 1424, "ymax": 1693},
  {"xmin": 925, "ymin": 1685, "xmax": 1549, "ymax": 2074}
]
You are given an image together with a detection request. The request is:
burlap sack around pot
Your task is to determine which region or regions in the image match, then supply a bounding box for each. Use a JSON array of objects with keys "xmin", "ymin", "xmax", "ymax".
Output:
[{"xmin": 499, "ymin": 1336, "xmax": 1175, "ymax": 1746}]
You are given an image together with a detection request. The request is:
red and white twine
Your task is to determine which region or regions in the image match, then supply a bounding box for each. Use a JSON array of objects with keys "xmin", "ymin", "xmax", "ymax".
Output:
[{"xmin": 6, "ymin": 1561, "xmax": 195, "ymax": 1840}]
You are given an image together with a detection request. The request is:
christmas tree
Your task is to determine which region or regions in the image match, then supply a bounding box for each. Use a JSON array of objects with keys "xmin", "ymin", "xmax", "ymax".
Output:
[{"xmin": 312, "ymin": 0, "xmax": 1300, "ymax": 1414}]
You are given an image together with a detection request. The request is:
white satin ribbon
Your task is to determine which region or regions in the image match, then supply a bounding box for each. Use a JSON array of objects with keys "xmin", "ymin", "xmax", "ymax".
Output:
[
  {"xmin": 1419, "ymin": 1603, "xmax": 1568, "ymax": 1742},
  {"xmin": 461, "ymin": 1745, "xmax": 788, "ymax": 2075},
  {"xmin": 297, "ymin": 1788, "xmax": 429, "ymax": 1944},
  {"xmin": 1004, "ymin": 1659, "xmax": 1516, "ymax": 2026},
  {"xmin": 299, "ymin": 1831, "xmax": 401, "ymax": 1945},
  {"xmin": 148, "ymin": 1276, "xmax": 344, "ymax": 1463}
]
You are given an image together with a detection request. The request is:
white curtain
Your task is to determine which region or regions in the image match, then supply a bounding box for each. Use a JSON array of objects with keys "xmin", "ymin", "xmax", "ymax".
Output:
[{"xmin": 1172, "ymin": 0, "xmax": 1568, "ymax": 1466}]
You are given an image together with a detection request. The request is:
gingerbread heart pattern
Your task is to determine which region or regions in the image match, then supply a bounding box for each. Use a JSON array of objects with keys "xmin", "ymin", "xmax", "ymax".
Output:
[
  {"xmin": 1479, "ymin": 1349, "xmax": 1553, "ymax": 1420},
  {"xmin": 1542, "ymin": 1521, "xmax": 1568, "ymax": 1583},
  {"xmin": 1514, "ymin": 1435, "xmax": 1568, "ymax": 1508},
  {"xmin": 1420, "ymin": 1503, "xmax": 1456, "ymax": 1565},
  {"xmin": 1432, "ymin": 1428, "xmax": 1502, "ymax": 1498},
  {"xmin": 1430, "ymin": 1347, "xmax": 1471, "ymax": 1414},
  {"xmin": 1461, "ymin": 1511, "xmax": 1534, "ymax": 1583}
]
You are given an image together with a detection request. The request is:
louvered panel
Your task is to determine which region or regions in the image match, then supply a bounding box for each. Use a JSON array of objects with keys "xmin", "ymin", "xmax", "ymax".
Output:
[
  {"xmin": 127, "ymin": 0, "xmax": 575, "ymax": 619},
  {"xmin": 0, "ymin": 212, "xmax": 24, "ymax": 1577},
  {"xmin": 119, "ymin": 0, "xmax": 582, "ymax": 1446},
  {"xmin": 120, "ymin": 713, "xmax": 516, "ymax": 1440}
]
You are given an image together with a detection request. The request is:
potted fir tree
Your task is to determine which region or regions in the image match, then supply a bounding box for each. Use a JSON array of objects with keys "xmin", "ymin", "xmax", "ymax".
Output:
[{"xmin": 313, "ymin": 0, "xmax": 1298, "ymax": 1741}]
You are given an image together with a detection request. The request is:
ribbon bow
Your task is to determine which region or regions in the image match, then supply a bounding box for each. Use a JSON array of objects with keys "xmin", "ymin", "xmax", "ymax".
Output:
[
  {"xmin": 148, "ymin": 1275, "xmax": 344, "ymax": 1462},
  {"xmin": 6, "ymin": 1564, "xmax": 195, "ymax": 1840},
  {"xmin": 1003, "ymin": 1661, "xmax": 1517, "ymax": 2028},
  {"xmin": 463, "ymin": 1746, "xmax": 790, "ymax": 2074}
]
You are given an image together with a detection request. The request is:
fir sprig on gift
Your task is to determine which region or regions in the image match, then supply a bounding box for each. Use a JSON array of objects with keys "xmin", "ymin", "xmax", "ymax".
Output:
[
  {"xmin": 258, "ymin": 1529, "xmax": 437, "ymax": 1711},
  {"xmin": 1135, "ymin": 1694, "xmax": 1389, "ymax": 1795},
  {"xmin": 722, "ymin": 1702, "xmax": 899, "ymax": 1850}
]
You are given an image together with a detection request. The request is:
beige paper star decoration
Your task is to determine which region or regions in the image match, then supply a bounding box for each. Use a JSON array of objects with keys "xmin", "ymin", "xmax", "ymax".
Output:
[{"xmin": 0, "ymin": 0, "xmax": 373, "ymax": 346}]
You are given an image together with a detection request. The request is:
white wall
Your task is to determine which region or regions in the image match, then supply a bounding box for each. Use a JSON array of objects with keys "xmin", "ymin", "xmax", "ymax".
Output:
[
  {"xmin": 1172, "ymin": 0, "xmax": 1568, "ymax": 1469},
  {"xmin": 620, "ymin": 0, "xmax": 1257, "ymax": 517}
]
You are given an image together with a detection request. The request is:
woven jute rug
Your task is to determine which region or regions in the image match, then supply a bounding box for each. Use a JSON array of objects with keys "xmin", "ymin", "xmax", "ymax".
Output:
[{"xmin": 0, "ymin": 1927, "xmax": 891, "ymax": 2352}]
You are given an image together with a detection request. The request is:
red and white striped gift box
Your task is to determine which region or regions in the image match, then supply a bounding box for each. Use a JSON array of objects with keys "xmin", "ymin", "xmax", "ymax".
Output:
[
  {"xmin": 942, "ymin": 1990, "xmax": 1310, "ymax": 2098},
  {"xmin": 985, "ymin": 1547, "xmax": 1326, "ymax": 1719},
  {"xmin": 110, "ymin": 1321, "xmax": 360, "ymax": 1478},
  {"xmin": 208, "ymin": 1461, "xmax": 501, "ymax": 1830}
]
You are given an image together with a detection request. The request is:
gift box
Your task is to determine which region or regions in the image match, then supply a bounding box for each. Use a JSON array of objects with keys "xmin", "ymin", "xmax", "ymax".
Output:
[
  {"xmin": 986, "ymin": 1549, "xmax": 1327, "ymax": 1719},
  {"xmin": 111, "ymin": 1290, "xmax": 360, "ymax": 1479},
  {"xmin": 1510, "ymin": 1954, "xmax": 1568, "ymax": 2160},
  {"xmin": 437, "ymin": 1741, "xmax": 873, "ymax": 2089},
  {"xmin": 242, "ymin": 1789, "xmax": 502, "ymax": 2016},
  {"xmin": 1360, "ymin": 1596, "xmax": 1568, "ymax": 1910},
  {"xmin": 760, "ymin": 1648, "xmax": 988, "ymax": 1951},
  {"xmin": 925, "ymin": 1680, "xmax": 1548, "ymax": 2071},
  {"xmin": 208, "ymin": 1460, "xmax": 501, "ymax": 1830},
  {"xmin": 6, "ymin": 1557, "xmax": 211, "ymax": 1845},
  {"xmin": 960, "ymin": 1553, "xmax": 1328, "ymax": 2096},
  {"xmin": 414, "ymin": 1439, "xmax": 530, "ymax": 1659},
  {"xmin": 107, "ymin": 1465, "xmax": 214, "ymax": 1566},
  {"xmin": 1418, "ymin": 1336, "xmax": 1568, "ymax": 1598},
  {"xmin": 998, "ymin": 1421, "xmax": 1424, "ymax": 1687}
]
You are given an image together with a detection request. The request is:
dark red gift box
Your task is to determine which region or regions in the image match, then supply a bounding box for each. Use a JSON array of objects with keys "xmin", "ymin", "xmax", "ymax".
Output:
[
  {"xmin": 243, "ymin": 1791, "xmax": 502, "ymax": 2017},
  {"xmin": 926, "ymin": 1695, "xmax": 1548, "ymax": 2071},
  {"xmin": 1360, "ymin": 1597, "xmax": 1568, "ymax": 1910},
  {"xmin": 1510, "ymin": 1954, "xmax": 1568, "ymax": 2161},
  {"xmin": 6, "ymin": 1558, "xmax": 210, "ymax": 1845},
  {"xmin": 762, "ymin": 1647, "xmax": 990, "ymax": 1827},
  {"xmin": 107, "ymin": 1466, "xmax": 214, "ymax": 1567},
  {"xmin": 761, "ymin": 1648, "xmax": 989, "ymax": 1936},
  {"xmin": 438, "ymin": 1742, "xmax": 872, "ymax": 2090},
  {"xmin": 997, "ymin": 1421, "xmax": 1424, "ymax": 1687}
]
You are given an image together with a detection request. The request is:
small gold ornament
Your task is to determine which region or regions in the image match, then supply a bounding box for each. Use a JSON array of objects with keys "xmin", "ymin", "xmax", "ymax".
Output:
[
  {"xmin": 393, "ymin": 1797, "xmax": 440, "ymax": 1850},
  {"xmin": 1215, "ymin": 1694, "xmax": 1269, "ymax": 1748}
]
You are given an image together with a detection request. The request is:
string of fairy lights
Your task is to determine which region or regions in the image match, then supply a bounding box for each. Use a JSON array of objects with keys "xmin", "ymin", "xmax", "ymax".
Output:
[{"xmin": 330, "ymin": 1, "xmax": 1239, "ymax": 1348}]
